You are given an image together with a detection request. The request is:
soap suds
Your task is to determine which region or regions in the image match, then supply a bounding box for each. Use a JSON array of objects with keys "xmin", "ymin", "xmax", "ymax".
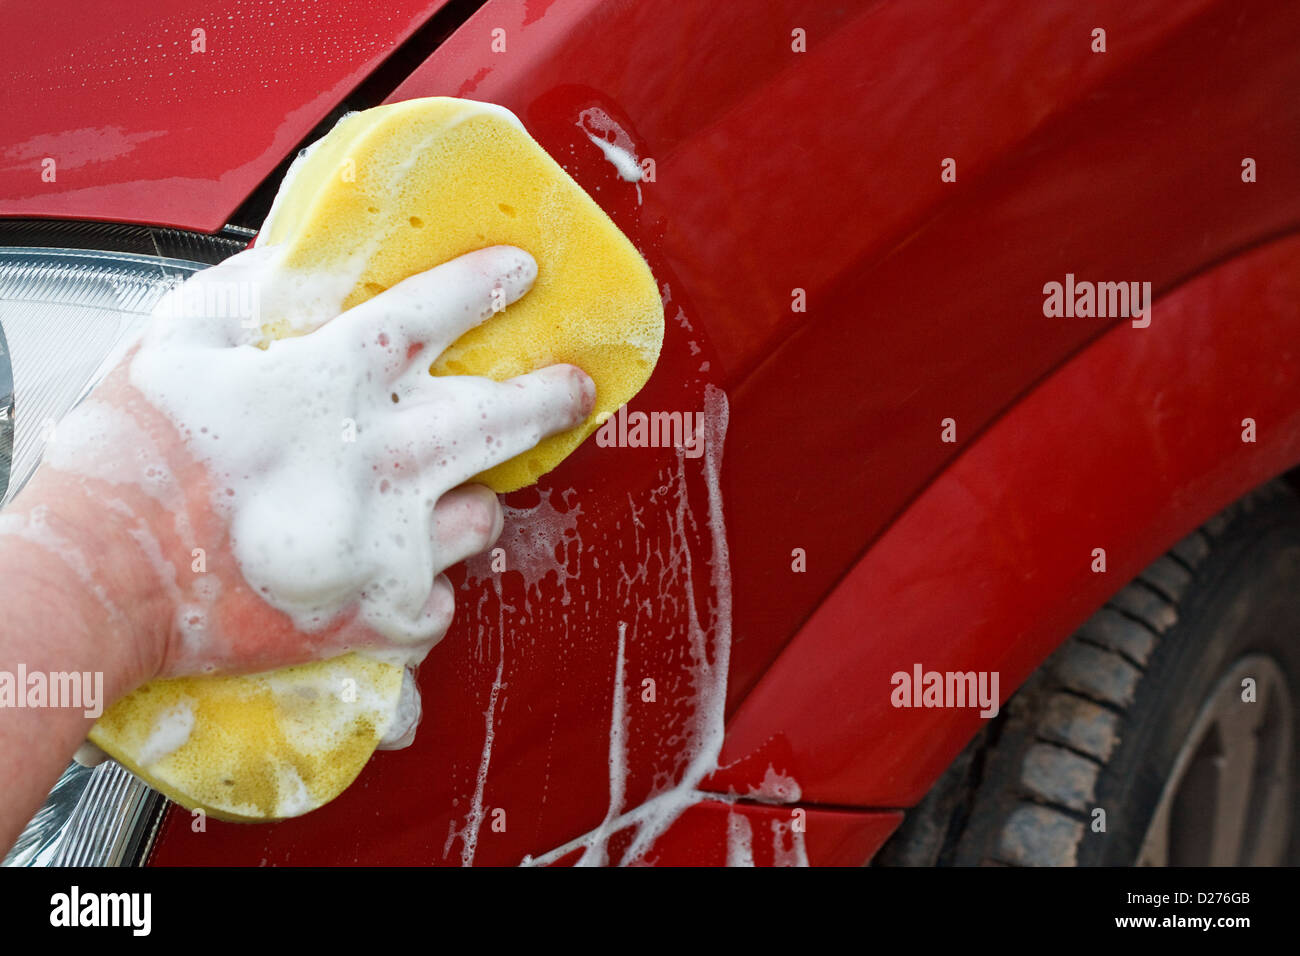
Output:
[
  {"xmin": 574, "ymin": 621, "xmax": 629, "ymax": 867},
  {"xmin": 443, "ymin": 637, "xmax": 506, "ymax": 866},
  {"xmin": 771, "ymin": 817, "xmax": 810, "ymax": 867},
  {"xmin": 747, "ymin": 766, "xmax": 803, "ymax": 804},
  {"xmin": 135, "ymin": 700, "xmax": 195, "ymax": 768},
  {"xmin": 101, "ymin": 244, "xmax": 543, "ymax": 671},
  {"xmin": 726, "ymin": 810, "xmax": 755, "ymax": 867},
  {"xmin": 375, "ymin": 666, "xmax": 421, "ymax": 750},
  {"xmin": 577, "ymin": 107, "xmax": 643, "ymax": 203},
  {"xmin": 462, "ymin": 486, "xmax": 582, "ymax": 619},
  {"xmin": 522, "ymin": 385, "xmax": 769, "ymax": 866},
  {"xmin": 44, "ymin": 400, "xmax": 190, "ymax": 535},
  {"xmin": 272, "ymin": 765, "xmax": 315, "ymax": 819}
]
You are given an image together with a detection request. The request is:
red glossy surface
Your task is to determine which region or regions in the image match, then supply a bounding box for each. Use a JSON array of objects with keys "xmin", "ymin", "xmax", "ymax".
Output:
[
  {"xmin": 713, "ymin": 232, "xmax": 1300, "ymax": 805},
  {"xmin": 598, "ymin": 802, "xmax": 901, "ymax": 868},
  {"xmin": 146, "ymin": 0, "xmax": 1300, "ymax": 866},
  {"xmin": 0, "ymin": 0, "xmax": 451, "ymax": 230},
  {"xmin": 5, "ymin": 0, "xmax": 1297, "ymax": 865},
  {"xmin": 402, "ymin": 0, "xmax": 1300, "ymax": 725}
]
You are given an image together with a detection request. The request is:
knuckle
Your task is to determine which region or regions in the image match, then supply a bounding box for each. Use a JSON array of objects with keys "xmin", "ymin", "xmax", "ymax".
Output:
[{"xmin": 429, "ymin": 574, "xmax": 456, "ymax": 627}]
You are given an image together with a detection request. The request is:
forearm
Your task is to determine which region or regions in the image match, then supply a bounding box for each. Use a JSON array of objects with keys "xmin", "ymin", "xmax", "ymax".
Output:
[{"xmin": 0, "ymin": 479, "xmax": 166, "ymax": 850}]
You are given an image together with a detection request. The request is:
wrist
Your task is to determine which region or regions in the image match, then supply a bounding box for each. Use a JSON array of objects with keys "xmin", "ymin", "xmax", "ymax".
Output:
[{"xmin": 2, "ymin": 470, "xmax": 172, "ymax": 698}]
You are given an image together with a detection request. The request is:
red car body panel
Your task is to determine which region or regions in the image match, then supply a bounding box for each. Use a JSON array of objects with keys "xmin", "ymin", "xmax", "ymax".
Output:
[
  {"xmin": 559, "ymin": 801, "xmax": 903, "ymax": 868},
  {"xmin": 713, "ymin": 232, "xmax": 1300, "ymax": 806},
  {"xmin": 0, "ymin": 0, "xmax": 453, "ymax": 230},
  {"xmin": 3, "ymin": 0, "xmax": 1298, "ymax": 864}
]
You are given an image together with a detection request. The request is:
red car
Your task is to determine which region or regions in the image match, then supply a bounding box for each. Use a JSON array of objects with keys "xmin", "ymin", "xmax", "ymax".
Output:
[{"xmin": 3, "ymin": 0, "xmax": 1298, "ymax": 867}]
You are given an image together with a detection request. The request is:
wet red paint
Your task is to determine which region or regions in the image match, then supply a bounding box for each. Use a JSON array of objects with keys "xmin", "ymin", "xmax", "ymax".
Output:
[
  {"xmin": 0, "ymin": 0, "xmax": 455, "ymax": 230},
  {"xmin": 4, "ymin": 0, "xmax": 1299, "ymax": 864}
]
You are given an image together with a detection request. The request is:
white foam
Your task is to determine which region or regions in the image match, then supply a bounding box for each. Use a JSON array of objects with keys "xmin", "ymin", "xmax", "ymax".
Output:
[
  {"xmin": 273, "ymin": 765, "xmax": 315, "ymax": 818},
  {"xmin": 135, "ymin": 700, "xmax": 195, "ymax": 768},
  {"xmin": 574, "ymin": 621, "xmax": 629, "ymax": 867},
  {"xmin": 747, "ymin": 766, "xmax": 803, "ymax": 804},
  {"xmin": 118, "ymin": 244, "xmax": 546, "ymax": 668},
  {"xmin": 577, "ymin": 107, "xmax": 644, "ymax": 203},
  {"xmin": 726, "ymin": 810, "xmax": 755, "ymax": 867},
  {"xmin": 375, "ymin": 667, "xmax": 421, "ymax": 750},
  {"xmin": 770, "ymin": 817, "xmax": 809, "ymax": 867},
  {"xmin": 520, "ymin": 385, "xmax": 785, "ymax": 867},
  {"xmin": 443, "ymin": 638, "xmax": 506, "ymax": 867},
  {"xmin": 461, "ymin": 486, "xmax": 582, "ymax": 615}
]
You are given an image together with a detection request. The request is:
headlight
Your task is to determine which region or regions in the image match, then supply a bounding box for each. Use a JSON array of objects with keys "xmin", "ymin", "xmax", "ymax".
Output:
[
  {"xmin": 0, "ymin": 229, "xmax": 245, "ymax": 866},
  {"xmin": 0, "ymin": 247, "xmax": 207, "ymax": 504}
]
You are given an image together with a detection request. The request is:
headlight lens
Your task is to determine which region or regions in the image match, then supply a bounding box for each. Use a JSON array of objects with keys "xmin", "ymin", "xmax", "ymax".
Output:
[
  {"xmin": 0, "ymin": 241, "xmax": 235, "ymax": 866},
  {"xmin": 0, "ymin": 248, "xmax": 209, "ymax": 504}
]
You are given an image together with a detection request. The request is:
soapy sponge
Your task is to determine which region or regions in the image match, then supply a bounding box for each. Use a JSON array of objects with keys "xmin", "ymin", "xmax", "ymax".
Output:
[
  {"xmin": 88, "ymin": 97, "xmax": 663, "ymax": 821},
  {"xmin": 89, "ymin": 656, "xmax": 402, "ymax": 822},
  {"xmin": 262, "ymin": 96, "xmax": 664, "ymax": 493}
]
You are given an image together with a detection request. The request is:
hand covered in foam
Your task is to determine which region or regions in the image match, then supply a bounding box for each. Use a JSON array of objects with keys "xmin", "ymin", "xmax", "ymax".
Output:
[{"xmin": 17, "ymin": 244, "xmax": 593, "ymax": 699}]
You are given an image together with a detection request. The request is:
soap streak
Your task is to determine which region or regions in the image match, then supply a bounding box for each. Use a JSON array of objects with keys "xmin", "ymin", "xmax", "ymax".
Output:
[
  {"xmin": 726, "ymin": 810, "xmax": 755, "ymax": 867},
  {"xmin": 522, "ymin": 385, "xmax": 750, "ymax": 866},
  {"xmin": 577, "ymin": 107, "xmax": 644, "ymax": 204},
  {"xmin": 446, "ymin": 634, "xmax": 506, "ymax": 867},
  {"xmin": 575, "ymin": 621, "xmax": 629, "ymax": 867}
]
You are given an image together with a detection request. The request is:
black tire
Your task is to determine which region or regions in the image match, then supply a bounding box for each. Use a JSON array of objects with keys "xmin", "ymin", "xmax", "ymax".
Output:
[{"xmin": 878, "ymin": 480, "xmax": 1300, "ymax": 866}]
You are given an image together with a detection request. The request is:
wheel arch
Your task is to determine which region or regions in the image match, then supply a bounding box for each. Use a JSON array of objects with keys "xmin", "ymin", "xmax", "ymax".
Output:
[{"xmin": 706, "ymin": 231, "xmax": 1300, "ymax": 814}]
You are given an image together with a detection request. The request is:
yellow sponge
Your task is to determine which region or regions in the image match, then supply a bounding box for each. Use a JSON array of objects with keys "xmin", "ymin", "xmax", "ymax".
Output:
[
  {"xmin": 89, "ymin": 97, "xmax": 663, "ymax": 821},
  {"xmin": 262, "ymin": 96, "xmax": 664, "ymax": 493},
  {"xmin": 88, "ymin": 655, "xmax": 402, "ymax": 822}
]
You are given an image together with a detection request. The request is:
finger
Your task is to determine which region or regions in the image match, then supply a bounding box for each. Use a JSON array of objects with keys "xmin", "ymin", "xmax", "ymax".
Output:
[
  {"xmin": 355, "ymin": 570, "xmax": 456, "ymax": 652},
  {"xmin": 379, "ymin": 364, "xmax": 593, "ymax": 486},
  {"xmin": 432, "ymin": 483, "xmax": 504, "ymax": 567},
  {"xmin": 481, "ymin": 364, "xmax": 597, "ymax": 464},
  {"xmin": 421, "ymin": 573, "xmax": 457, "ymax": 646},
  {"xmin": 376, "ymin": 666, "xmax": 422, "ymax": 751},
  {"xmin": 377, "ymin": 375, "xmax": 502, "ymax": 476},
  {"xmin": 398, "ymin": 364, "xmax": 595, "ymax": 489},
  {"xmin": 325, "ymin": 246, "xmax": 537, "ymax": 380}
]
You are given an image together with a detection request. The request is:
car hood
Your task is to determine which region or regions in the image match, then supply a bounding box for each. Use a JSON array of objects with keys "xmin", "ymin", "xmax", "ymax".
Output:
[{"xmin": 0, "ymin": 0, "xmax": 453, "ymax": 231}]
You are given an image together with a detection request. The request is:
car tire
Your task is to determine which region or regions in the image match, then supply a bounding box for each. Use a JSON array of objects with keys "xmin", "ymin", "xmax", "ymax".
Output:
[{"xmin": 879, "ymin": 479, "xmax": 1300, "ymax": 866}]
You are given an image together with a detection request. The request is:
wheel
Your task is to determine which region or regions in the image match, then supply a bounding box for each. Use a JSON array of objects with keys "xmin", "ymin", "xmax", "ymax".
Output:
[{"xmin": 877, "ymin": 480, "xmax": 1300, "ymax": 866}]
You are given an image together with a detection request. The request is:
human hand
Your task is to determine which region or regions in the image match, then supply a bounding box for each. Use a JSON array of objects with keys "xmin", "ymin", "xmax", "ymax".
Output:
[{"xmin": 5, "ymin": 245, "xmax": 593, "ymax": 694}]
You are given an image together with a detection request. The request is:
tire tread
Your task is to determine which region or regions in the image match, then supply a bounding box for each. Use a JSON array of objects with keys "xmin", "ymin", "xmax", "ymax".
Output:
[{"xmin": 943, "ymin": 482, "xmax": 1290, "ymax": 866}]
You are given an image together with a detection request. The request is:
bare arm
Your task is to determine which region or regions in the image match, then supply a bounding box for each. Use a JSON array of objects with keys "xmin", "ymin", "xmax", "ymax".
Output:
[
  {"xmin": 0, "ymin": 478, "xmax": 168, "ymax": 847},
  {"xmin": 0, "ymin": 244, "xmax": 593, "ymax": 850}
]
